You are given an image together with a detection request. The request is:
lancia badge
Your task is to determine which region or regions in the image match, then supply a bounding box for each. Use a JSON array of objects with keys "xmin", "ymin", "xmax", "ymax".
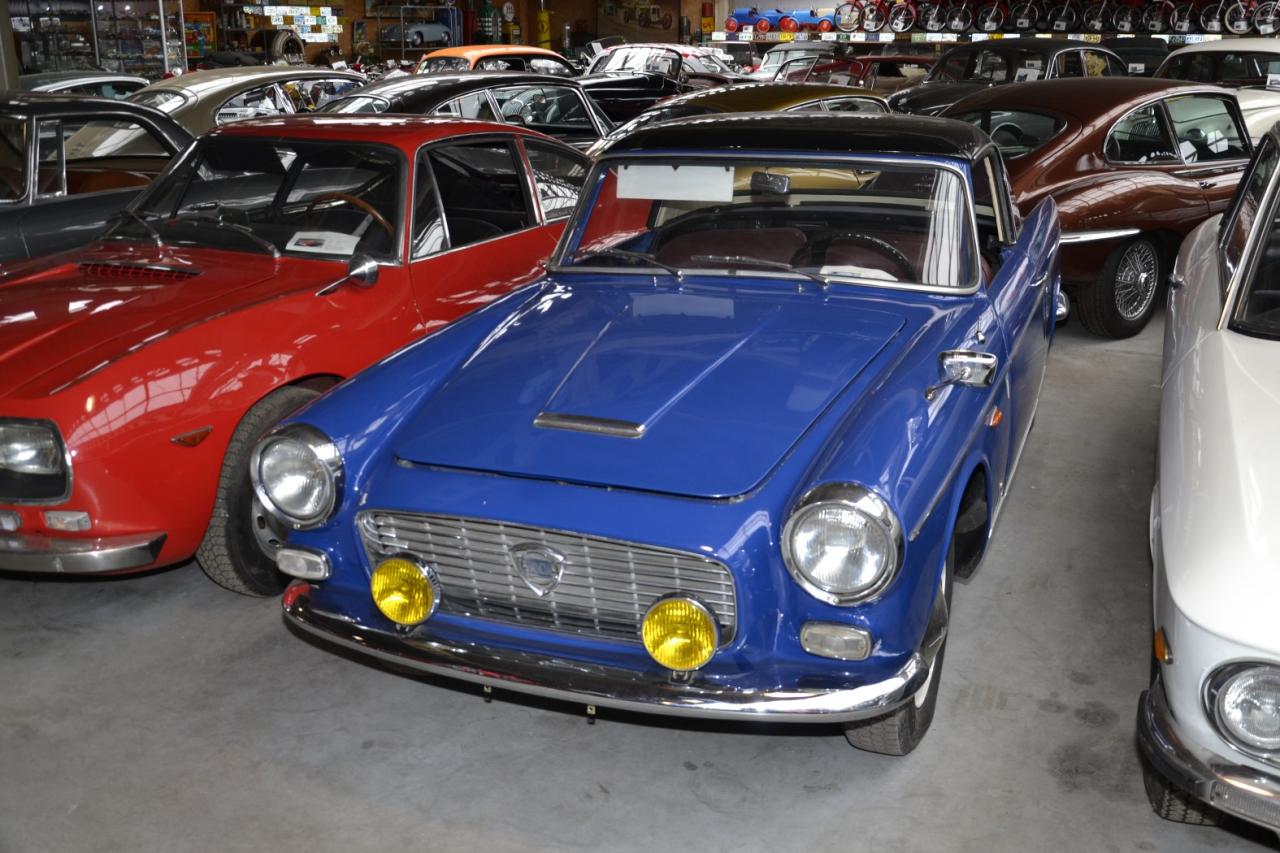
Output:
[{"xmin": 509, "ymin": 543, "xmax": 565, "ymax": 597}]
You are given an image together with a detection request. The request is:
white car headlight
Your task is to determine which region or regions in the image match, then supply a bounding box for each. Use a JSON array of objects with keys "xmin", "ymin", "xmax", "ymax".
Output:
[
  {"xmin": 250, "ymin": 424, "xmax": 343, "ymax": 530},
  {"xmin": 0, "ymin": 418, "xmax": 70, "ymax": 503},
  {"xmin": 782, "ymin": 483, "xmax": 903, "ymax": 605},
  {"xmin": 1210, "ymin": 664, "xmax": 1280, "ymax": 755}
]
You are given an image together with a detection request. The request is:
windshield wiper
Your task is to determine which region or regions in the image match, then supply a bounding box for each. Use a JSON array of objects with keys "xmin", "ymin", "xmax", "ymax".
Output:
[
  {"xmin": 174, "ymin": 208, "xmax": 280, "ymax": 259},
  {"xmin": 109, "ymin": 209, "xmax": 164, "ymax": 248},
  {"xmin": 690, "ymin": 254, "xmax": 830, "ymax": 291},
  {"xmin": 573, "ymin": 248, "xmax": 684, "ymax": 279}
]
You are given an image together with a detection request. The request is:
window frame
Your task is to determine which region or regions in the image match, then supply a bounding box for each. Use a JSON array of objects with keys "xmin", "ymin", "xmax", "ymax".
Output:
[
  {"xmin": 1161, "ymin": 92, "xmax": 1253, "ymax": 167},
  {"xmin": 1218, "ymin": 134, "xmax": 1279, "ymax": 309},
  {"xmin": 1102, "ymin": 98, "xmax": 1183, "ymax": 166},
  {"xmin": 34, "ymin": 119, "xmax": 67, "ymax": 199},
  {"xmin": 519, "ymin": 137, "xmax": 590, "ymax": 223}
]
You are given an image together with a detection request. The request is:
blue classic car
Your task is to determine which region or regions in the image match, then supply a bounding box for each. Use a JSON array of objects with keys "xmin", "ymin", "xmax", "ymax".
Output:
[{"xmin": 258, "ymin": 113, "xmax": 1064, "ymax": 754}]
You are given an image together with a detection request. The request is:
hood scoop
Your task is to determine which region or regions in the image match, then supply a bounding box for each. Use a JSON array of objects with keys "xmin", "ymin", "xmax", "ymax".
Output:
[{"xmin": 78, "ymin": 262, "xmax": 200, "ymax": 281}]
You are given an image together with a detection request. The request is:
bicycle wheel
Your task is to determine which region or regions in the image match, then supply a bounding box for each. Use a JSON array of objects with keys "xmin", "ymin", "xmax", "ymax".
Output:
[
  {"xmin": 1112, "ymin": 3, "xmax": 1139, "ymax": 29},
  {"xmin": 1141, "ymin": 3, "xmax": 1168, "ymax": 30},
  {"xmin": 1010, "ymin": 0, "xmax": 1039, "ymax": 28},
  {"xmin": 948, "ymin": 2, "xmax": 974, "ymax": 30},
  {"xmin": 1224, "ymin": 0, "xmax": 1252, "ymax": 31},
  {"xmin": 889, "ymin": 2, "xmax": 918, "ymax": 30},
  {"xmin": 977, "ymin": 1, "xmax": 1006, "ymax": 29},
  {"xmin": 835, "ymin": 1, "xmax": 862, "ymax": 31},
  {"xmin": 862, "ymin": 0, "xmax": 890, "ymax": 31},
  {"xmin": 1048, "ymin": 2, "xmax": 1078, "ymax": 29},
  {"xmin": 1256, "ymin": 0, "xmax": 1279, "ymax": 31},
  {"xmin": 1200, "ymin": 0, "xmax": 1225, "ymax": 29},
  {"xmin": 1082, "ymin": 2, "xmax": 1108, "ymax": 29},
  {"xmin": 920, "ymin": 1, "xmax": 948, "ymax": 29}
]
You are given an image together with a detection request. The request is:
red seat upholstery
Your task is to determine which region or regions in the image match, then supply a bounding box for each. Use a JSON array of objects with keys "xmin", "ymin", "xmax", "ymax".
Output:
[{"xmin": 654, "ymin": 227, "xmax": 808, "ymax": 267}]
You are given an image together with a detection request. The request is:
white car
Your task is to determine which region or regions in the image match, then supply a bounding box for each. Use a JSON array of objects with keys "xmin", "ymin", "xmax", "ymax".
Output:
[
  {"xmin": 1140, "ymin": 124, "xmax": 1280, "ymax": 835},
  {"xmin": 1155, "ymin": 38, "xmax": 1280, "ymax": 142}
]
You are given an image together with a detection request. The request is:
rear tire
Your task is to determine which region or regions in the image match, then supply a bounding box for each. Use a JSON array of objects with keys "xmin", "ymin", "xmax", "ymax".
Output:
[
  {"xmin": 1077, "ymin": 237, "xmax": 1162, "ymax": 339},
  {"xmin": 844, "ymin": 543, "xmax": 953, "ymax": 755},
  {"xmin": 196, "ymin": 385, "xmax": 319, "ymax": 596}
]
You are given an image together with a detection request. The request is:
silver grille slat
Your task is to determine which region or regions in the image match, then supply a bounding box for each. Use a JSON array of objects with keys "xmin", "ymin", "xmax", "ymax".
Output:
[{"xmin": 358, "ymin": 511, "xmax": 737, "ymax": 645}]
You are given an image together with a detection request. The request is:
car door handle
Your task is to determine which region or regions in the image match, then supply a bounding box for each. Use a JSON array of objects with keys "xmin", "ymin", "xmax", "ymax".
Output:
[
  {"xmin": 1198, "ymin": 180, "xmax": 1214, "ymax": 189},
  {"xmin": 1030, "ymin": 269, "xmax": 1051, "ymax": 288},
  {"xmin": 924, "ymin": 350, "xmax": 998, "ymax": 401}
]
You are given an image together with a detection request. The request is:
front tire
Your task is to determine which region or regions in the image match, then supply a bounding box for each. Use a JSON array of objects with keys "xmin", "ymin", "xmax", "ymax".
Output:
[
  {"xmin": 844, "ymin": 543, "xmax": 952, "ymax": 755},
  {"xmin": 1142, "ymin": 758, "xmax": 1222, "ymax": 825},
  {"xmin": 1077, "ymin": 237, "xmax": 1162, "ymax": 339},
  {"xmin": 196, "ymin": 385, "xmax": 320, "ymax": 596}
]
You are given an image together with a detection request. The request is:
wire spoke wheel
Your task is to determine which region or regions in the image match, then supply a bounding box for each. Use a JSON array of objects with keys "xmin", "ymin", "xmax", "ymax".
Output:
[
  {"xmin": 1114, "ymin": 241, "xmax": 1159, "ymax": 322},
  {"xmin": 890, "ymin": 3, "xmax": 917, "ymax": 30}
]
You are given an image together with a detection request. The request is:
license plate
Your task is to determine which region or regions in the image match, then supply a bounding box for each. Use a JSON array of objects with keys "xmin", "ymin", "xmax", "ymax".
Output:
[
  {"xmin": 1052, "ymin": 19, "xmax": 1066, "ymax": 29},
  {"xmin": 1261, "ymin": 22, "xmax": 1275, "ymax": 32},
  {"xmin": 984, "ymin": 19, "xmax": 998, "ymax": 29},
  {"xmin": 1207, "ymin": 20, "xmax": 1221, "ymax": 30},
  {"xmin": 1174, "ymin": 20, "xmax": 1189, "ymax": 31},
  {"xmin": 1118, "ymin": 20, "xmax": 1131, "ymax": 30},
  {"xmin": 1016, "ymin": 16, "xmax": 1030, "ymax": 26}
]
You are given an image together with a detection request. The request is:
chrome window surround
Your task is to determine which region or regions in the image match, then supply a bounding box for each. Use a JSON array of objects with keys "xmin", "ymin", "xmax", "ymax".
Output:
[
  {"xmin": 250, "ymin": 423, "xmax": 344, "ymax": 531},
  {"xmin": 1104, "ymin": 93, "xmax": 1252, "ymax": 169},
  {"xmin": 551, "ymin": 151, "xmax": 985, "ymax": 297},
  {"xmin": 1219, "ymin": 137, "xmax": 1280, "ymax": 332},
  {"xmin": 1203, "ymin": 661, "xmax": 1280, "ymax": 768},
  {"xmin": 0, "ymin": 417, "xmax": 73, "ymax": 506},
  {"xmin": 521, "ymin": 137, "xmax": 592, "ymax": 223},
  {"xmin": 781, "ymin": 482, "xmax": 905, "ymax": 606}
]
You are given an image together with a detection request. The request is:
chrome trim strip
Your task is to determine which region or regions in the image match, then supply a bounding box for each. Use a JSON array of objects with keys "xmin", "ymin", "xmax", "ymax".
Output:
[
  {"xmin": 1138, "ymin": 676, "xmax": 1280, "ymax": 831},
  {"xmin": 0, "ymin": 531, "xmax": 166, "ymax": 574},
  {"xmin": 283, "ymin": 589, "xmax": 928, "ymax": 723},
  {"xmin": 532, "ymin": 412, "xmax": 646, "ymax": 438},
  {"xmin": 1058, "ymin": 228, "xmax": 1141, "ymax": 245}
]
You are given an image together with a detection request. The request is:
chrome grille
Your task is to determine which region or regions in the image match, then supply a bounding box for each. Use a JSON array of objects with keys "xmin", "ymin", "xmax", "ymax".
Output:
[{"xmin": 358, "ymin": 510, "xmax": 737, "ymax": 644}]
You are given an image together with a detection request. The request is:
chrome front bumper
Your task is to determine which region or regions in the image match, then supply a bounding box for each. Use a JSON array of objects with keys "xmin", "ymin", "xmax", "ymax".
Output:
[
  {"xmin": 1138, "ymin": 675, "xmax": 1280, "ymax": 831},
  {"xmin": 283, "ymin": 586, "xmax": 929, "ymax": 723},
  {"xmin": 0, "ymin": 531, "xmax": 166, "ymax": 574}
]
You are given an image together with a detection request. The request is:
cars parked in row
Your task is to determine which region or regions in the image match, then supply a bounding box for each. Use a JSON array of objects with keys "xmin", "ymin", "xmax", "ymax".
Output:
[
  {"xmin": 262, "ymin": 111, "xmax": 1064, "ymax": 755},
  {"xmin": 1154, "ymin": 37, "xmax": 1280, "ymax": 142},
  {"xmin": 0, "ymin": 93, "xmax": 192, "ymax": 262},
  {"xmin": 128, "ymin": 66, "xmax": 365, "ymax": 135},
  {"xmin": 582, "ymin": 43, "xmax": 750, "ymax": 121},
  {"xmin": 891, "ymin": 38, "xmax": 1129, "ymax": 115},
  {"xmin": 0, "ymin": 116, "xmax": 588, "ymax": 594},
  {"xmin": 416, "ymin": 44, "xmax": 577, "ymax": 77},
  {"xmin": 947, "ymin": 78, "xmax": 1252, "ymax": 337},
  {"xmin": 780, "ymin": 53, "xmax": 933, "ymax": 96},
  {"xmin": 320, "ymin": 72, "xmax": 614, "ymax": 150},
  {"xmin": 1141, "ymin": 124, "xmax": 1280, "ymax": 838}
]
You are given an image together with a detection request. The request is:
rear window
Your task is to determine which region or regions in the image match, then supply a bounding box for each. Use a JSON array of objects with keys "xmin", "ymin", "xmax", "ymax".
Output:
[
  {"xmin": 953, "ymin": 109, "xmax": 1067, "ymax": 159},
  {"xmin": 320, "ymin": 96, "xmax": 390, "ymax": 114},
  {"xmin": 129, "ymin": 90, "xmax": 190, "ymax": 113}
]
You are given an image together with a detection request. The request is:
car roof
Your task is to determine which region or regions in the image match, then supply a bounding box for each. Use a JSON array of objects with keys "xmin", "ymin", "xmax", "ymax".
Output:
[
  {"xmin": 137, "ymin": 65, "xmax": 364, "ymax": 96},
  {"xmin": 0, "ymin": 91, "xmax": 184, "ymax": 119},
  {"xmin": 601, "ymin": 42, "xmax": 717, "ymax": 58},
  {"xmin": 601, "ymin": 111, "xmax": 990, "ymax": 160},
  {"xmin": 345, "ymin": 70, "xmax": 570, "ymax": 101},
  {"xmin": 423, "ymin": 45, "xmax": 567, "ymax": 61},
  {"xmin": 652, "ymin": 81, "xmax": 889, "ymax": 112},
  {"xmin": 945, "ymin": 77, "xmax": 1237, "ymax": 122},
  {"xmin": 764, "ymin": 40, "xmax": 837, "ymax": 54},
  {"xmin": 1166, "ymin": 36, "xmax": 1280, "ymax": 55},
  {"xmin": 940, "ymin": 37, "xmax": 1103, "ymax": 57},
  {"xmin": 19, "ymin": 71, "xmax": 148, "ymax": 89},
  {"xmin": 207, "ymin": 114, "xmax": 556, "ymax": 148}
]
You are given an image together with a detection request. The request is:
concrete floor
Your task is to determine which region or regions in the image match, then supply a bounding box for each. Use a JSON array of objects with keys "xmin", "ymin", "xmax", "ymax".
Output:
[{"xmin": 3, "ymin": 310, "xmax": 1278, "ymax": 853}]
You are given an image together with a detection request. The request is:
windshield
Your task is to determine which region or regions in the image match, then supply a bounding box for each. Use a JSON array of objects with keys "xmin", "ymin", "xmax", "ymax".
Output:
[
  {"xmin": 696, "ymin": 53, "xmax": 735, "ymax": 74},
  {"xmin": 320, "ymin": 95, "xmax": 391, "ymax": 114},
  {"xmin": 761, "ymin": 47, "xmax": 827, "ymax": 70},
  {"xmin": 1159, "ymin": 50, "xmax": 1280, "ymax": 85},
  {"xmin": 560, "ymin": 157, "xmax": 977, "ymax": 290},
  {"xmin": 953, "ymin": 109, "xmax": 1067, "ymax": 159},
  {"xmin": 0, "ymin": 117, "xmax": 27, "ymax": 202},
  {"xmin": 129, "ymin": 89, "xmax": 190, "ymax": 113},
  {"xmin": 929, "ymin": 48, "xmax": 1047, "ymax": 83},
  {"xmin": 420, "ymin": 56, "xmax": 471, "ymax": 73},
  {"xmin": 591, "ymin": 47, "xmax": 682, "ymax": 76},
  {"xmin": 123, "ymin": 137, "xmax": 403, "ymax": 260}
]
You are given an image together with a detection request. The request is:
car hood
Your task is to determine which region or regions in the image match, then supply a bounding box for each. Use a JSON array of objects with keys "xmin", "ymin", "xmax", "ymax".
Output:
[
  {"xmin": 891, "ymin": 81, "xmax": 991, "ymax": 115},
  {"xmin": 0, "ymin": 245, "xmax": 335, "ymax": 397},
  {"xmin": 391, "ymin": 281, "xmax": 911, "ymax": 498}
]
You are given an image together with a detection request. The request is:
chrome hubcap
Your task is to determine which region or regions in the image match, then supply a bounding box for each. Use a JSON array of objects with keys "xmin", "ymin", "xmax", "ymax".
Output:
[
  {"xmin": 251, "ymin": 494, "xmax": 287, "ymax": 559},
  {"xmin": 1114, "ymin": 242, "xmax": 1159, "ymax": 322}
]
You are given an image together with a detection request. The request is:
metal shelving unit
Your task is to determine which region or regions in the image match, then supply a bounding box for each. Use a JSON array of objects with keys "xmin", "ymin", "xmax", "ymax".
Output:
[
  {"xmin": 93, "ymin": 0, "xmax": 185, "ymax": 77},
  {"xmin": 10, "ymin": 0, "xmax": 99, "ymax": 72}
]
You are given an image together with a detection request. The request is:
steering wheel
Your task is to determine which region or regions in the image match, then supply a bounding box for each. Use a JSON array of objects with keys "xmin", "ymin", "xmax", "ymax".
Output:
[
  {"xmin": 990, "ymin": 122, "xmax": 1028, "ymax": 146},
  {"xmin": 791, "ymin": 232, "xmax": 915, "ymax": 281},
  {"xmin": 303, "ymin": 192, "xmax": 394, "ymax": 239}
]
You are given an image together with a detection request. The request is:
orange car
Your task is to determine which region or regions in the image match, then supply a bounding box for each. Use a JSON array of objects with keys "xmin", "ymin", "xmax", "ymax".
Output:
[{"xmin": 416, "ymin": 45, "xmax": 576, "ymax": 76}]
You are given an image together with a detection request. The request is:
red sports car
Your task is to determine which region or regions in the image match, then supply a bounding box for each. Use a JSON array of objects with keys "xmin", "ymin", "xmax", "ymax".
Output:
[{"xmin": 0, "ymin": 115, "xmax": 588, "ymax": 594}]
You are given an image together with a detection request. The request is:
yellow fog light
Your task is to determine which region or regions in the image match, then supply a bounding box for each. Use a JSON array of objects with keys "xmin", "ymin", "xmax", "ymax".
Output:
[
  {"xmin": 370, "ymin": 556, "xmax": 439, "ymax": 626},
  {"xmin": 641, "ymin": 595, "xmax": 719, "ymax": 671}
]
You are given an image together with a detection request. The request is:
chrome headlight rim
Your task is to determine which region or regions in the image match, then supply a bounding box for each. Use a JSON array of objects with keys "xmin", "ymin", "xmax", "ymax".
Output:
[
  {"xmin": 250, "ymin": 423, "xmax": 343, "ymax": 531},
  {"xmin": 1205, "ymin": 661, "xmax": 1280, "ymax": 762},
  {"xmin": 781, "ymin": 482, "xmax": 904, "ymax": 607},
  {"xmin": 0, "ymin": 417, "xmax": 72, "ymax": 505}
]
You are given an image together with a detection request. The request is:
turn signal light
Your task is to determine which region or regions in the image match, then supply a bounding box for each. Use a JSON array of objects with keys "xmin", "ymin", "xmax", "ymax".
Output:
[
  {"xmin": 1154, "ymin": 627, "xmax": 1172, "ymax": 665},
  {"xmin": 642, "ymin": 596, "xmax": 719, "ymax": 671},
  {"xmin": 371, "ymin": 556, "xmax": 439, "ymax": 626}
]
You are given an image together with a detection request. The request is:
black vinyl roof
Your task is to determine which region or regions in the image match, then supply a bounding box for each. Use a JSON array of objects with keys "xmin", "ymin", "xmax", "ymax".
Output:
[{"xmin": 601, "ymin": 111, "xmax": 991, "ymax": 160}]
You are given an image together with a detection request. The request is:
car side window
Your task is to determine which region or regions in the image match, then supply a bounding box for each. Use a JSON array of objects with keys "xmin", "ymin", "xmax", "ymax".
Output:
[
  {"xmin": 293, "ymin": 77, "xmax": 357, "ymax": 110},
  {"xmin": 492, "ymin": 86, "xmax": 594, "ymax": 135},
  {"xmin": 411, "ymin": 150, "xmax": 447, "ymax": 259},
  {"xmin": 530, "ymin": 57, "xmax": 573, "ymax": 76},
  {"xmin": 1105, "ymin": 104, "xmax": 1178, "ymax": 163},
  {"xmin": 217, "ymin": 84, "xmax": 289, "ymax": 124},
  {"xmin": 0, "ymin": 117, "xmax": 28, "ymax": 202},
  {"xmin": 820, "ymin": 97, "xmax": 888, "ymax": 114},
  {"xmin": 433, "ymin": 91, "xmax": 498, "ymax": 121},
  {"xmin": 477, "ymin": 57, "xmax": 526, "ymax": 71},
  {"xmin": 35, "ymin": 120, "xmax": 65, "ymax": 198},
  {"xmin": 1221, "ymin": 137, "xmax": 1278, "ymax": 286},
  {"xmin": 1055, "ymin": 51, "xmax": 1084, "ymax": 78},
  {"xmin": 1165, "ymin": 95, "xmax": 1248, "ymax": 163},
  {"xmin": 972, "ymin": 153, "xmax": 1005, "ymax": 250},
  {"xmin": 1082, "ymin": 50, "xmax": 1113, "ymax": 76},
  {"xmin": 427, "ymin": 140, "xmax": 533, "ymax": 249},
  {"xmin": 523, "ymin": 140, "xmax": 588, "ymax": 220}
]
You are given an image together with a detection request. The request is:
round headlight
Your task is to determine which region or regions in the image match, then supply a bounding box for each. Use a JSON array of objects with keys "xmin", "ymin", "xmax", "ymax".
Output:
[
  {"xmin": 642, "ymin": 595, "xmax": 719, "ymax": 671},
  {"xmin": 370, "ymin": 556, "xmax": 439, "ymax": 626},
  {"xmin": 1214, "ymin": 665, "xmax": 1280, "ymax": 754},
  {"xmin": 251, "ymin": 424, "xmax": 342, "ymax": 529},
  {"xmin": 782, "ymin": 483, "xmax": 903, "ymax": 606}
]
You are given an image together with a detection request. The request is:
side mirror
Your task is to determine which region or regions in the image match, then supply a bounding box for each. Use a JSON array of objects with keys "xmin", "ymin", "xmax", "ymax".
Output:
[
  {"xmin": 924, "ymin": 350, "xmax": 998, "ymax": 401},
  {"xmin": 315, "ymin": 253, "xmax": 379, "ymax": 297}
]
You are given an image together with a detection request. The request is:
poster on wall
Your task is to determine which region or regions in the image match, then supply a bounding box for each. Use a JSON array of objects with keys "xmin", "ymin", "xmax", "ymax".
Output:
[{"xmin": 598, "ymin": 0, "xmax": 678, "ymax": 40}]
